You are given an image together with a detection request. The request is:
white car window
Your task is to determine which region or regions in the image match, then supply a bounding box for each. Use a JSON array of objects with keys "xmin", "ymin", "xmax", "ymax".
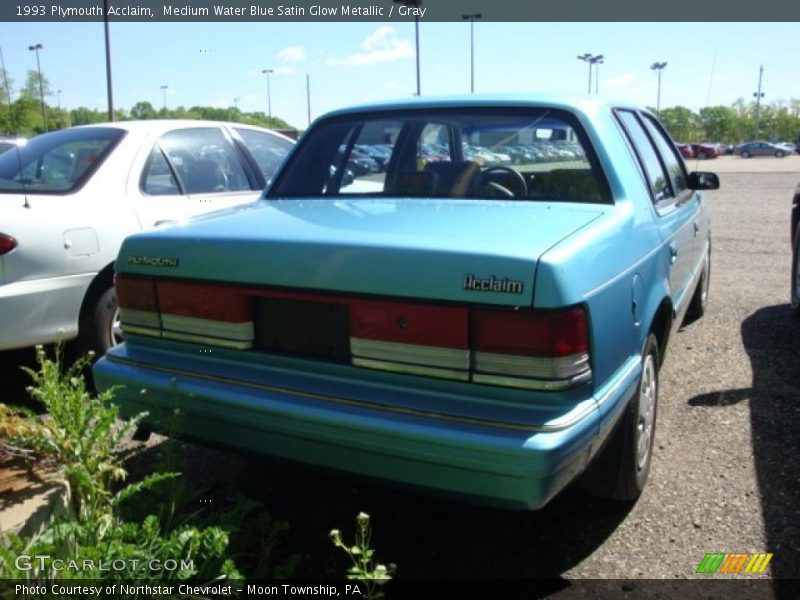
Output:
[
  {"xmin": 154, "ymin": 128, "xmax": 251, "ymax": 195},
  {"xmin": 233, "ymin": 128, "xmax": 293, "ymax": 183}
]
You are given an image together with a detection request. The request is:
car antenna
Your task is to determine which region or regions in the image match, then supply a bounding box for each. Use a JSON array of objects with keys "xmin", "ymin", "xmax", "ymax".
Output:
[{"xmin": 695, "ymin": 51, "xmax": 718, "ymax": 171}]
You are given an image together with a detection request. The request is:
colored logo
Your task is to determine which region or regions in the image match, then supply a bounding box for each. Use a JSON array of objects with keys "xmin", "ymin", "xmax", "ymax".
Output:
[{"xmin": 696, "ymin": 552, "xmax": 773, "ymax": 574}]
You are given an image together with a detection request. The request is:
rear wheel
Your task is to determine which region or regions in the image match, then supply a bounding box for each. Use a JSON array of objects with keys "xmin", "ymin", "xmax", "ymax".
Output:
[
  {"xmin": 583, "ymin": 334, "xmax": 660, "ymax": 501},
  {"xmin": 78, "ymin": 286, "xmax": 122, "ymax": 357},
  {"xmin": 776, "ymin": 150, "xmax": 786, "ymax": 158},
  {"xmin": 742, "ymin": 150, "xmax": 750, "ymax": 158},
  {"xmin": 697, "ymin": 151, "xmax": 707, "ymax": 160}
]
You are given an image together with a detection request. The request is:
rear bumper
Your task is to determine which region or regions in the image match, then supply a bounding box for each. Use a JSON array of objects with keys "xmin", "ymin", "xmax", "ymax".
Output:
[
  {"xmin": 94, "ymin": 341, "xmax": 641, "ymax": 509},
  {"xmin": 0, "ymin": 274, "xmax": 93, "ymax": 351}
]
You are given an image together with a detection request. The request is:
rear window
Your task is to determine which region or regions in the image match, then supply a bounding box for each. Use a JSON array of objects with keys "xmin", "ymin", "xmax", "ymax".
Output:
[
  {"xmin": 268, "ymin": 107, "xmax": 610, "ymax": 204},
  {"xmin": 0, "ymin": 127, "xmax": 124, "ymax": 194}
]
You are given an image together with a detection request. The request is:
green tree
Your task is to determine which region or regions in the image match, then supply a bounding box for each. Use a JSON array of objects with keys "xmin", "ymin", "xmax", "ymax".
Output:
[
  {"xmin": 70, "ymin": 106, "xmax": 105, "ymax": 126},
  {"xmin": 659, "ymin": 106, "xmax": 698, "ymax": 142},
  {"xmin": 698, "ymin": 106, "xmax": 737, "ymax": 143},
  {"xmin": 130, "ymin": 100, "xmax": 157, "ymax": 120},
  {"xmin": 0, "ymin": 67, "xmax": 13, "ymax": 106},
  {"xmin": 20, "ymin": 69, "xmax": 51, "ymax": 101}
]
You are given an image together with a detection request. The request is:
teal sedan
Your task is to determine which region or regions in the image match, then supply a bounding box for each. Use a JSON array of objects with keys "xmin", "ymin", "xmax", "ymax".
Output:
[{"xmin": 94, "ymin": 96, "xmax": 718, "ymax": 509}]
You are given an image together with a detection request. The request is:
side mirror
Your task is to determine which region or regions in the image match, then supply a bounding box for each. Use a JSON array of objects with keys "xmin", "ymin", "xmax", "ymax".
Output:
[{"xmin": 687, "ymin": 171, "xmax": 719, "ymax": 191}]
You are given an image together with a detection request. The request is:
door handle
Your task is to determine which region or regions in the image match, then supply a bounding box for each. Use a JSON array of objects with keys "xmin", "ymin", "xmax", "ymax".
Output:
[
  {"xmin": 668, "ymin": 241, "xmax": 679, "ymax": 265},
  {"xmin": 693, "ymin": 222, "xmax": 700, "ymax": 237}
]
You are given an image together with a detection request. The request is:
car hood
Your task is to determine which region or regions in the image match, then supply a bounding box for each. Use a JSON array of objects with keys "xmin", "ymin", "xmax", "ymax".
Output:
[{"xmin": 117, "ymin": 198, "xmax": 603, "ymax": 306}]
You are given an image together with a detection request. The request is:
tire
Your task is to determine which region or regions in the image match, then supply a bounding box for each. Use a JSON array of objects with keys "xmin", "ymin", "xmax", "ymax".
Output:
[
  {"xmin": 582, "ymin": 334, "xmax": 660, "ymax": 501},
  {"xmin": 698, "ymin": 151, "xmax": 707, "ymax": 160},
  {"xmin": 792, "ymin": 230, "xmax": 800, "ymax": 316},
  {"xmin": 77, "ymin": 286, "xmax": 122, "ymax": 357},
  {"xmin": 685, "ymin": 249, "xmax": 711, "ymax": 322},
  {"xmin": 776, "ymin": 150, "xmax": 785, "ymax": 158},
  {"xmin": 742, "ymin": 150, "xmax": 750, "ymax": 158}
]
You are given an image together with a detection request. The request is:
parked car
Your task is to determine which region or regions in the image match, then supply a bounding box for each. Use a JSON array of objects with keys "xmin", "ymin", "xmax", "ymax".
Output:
[
  {"xmin": 792, "ymin": 181, "xmax": 800, "ymax": 315},
  {"xmin": 0, "ymin": 120, "xmax": 294, "ymax": 355},
  {"xmin": 675, "ymin": 143, "xmax": 694, "ymax": 159},
  {"xmin": 94, "ymin": 97, "xmax": 717, "ymax": 509},
  {"xmin": 734, "ymin": 141, "xmax": 790, "ymax": 158},
  {"xmin": 689, "ymin": 143, "xmax": 719, "ymax": 159}
]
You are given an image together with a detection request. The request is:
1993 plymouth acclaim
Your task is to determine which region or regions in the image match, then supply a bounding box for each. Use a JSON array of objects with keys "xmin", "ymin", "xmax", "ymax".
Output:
[{"xmin": 94, "ymin": 96, "xmax": 717, "ymax": 509}]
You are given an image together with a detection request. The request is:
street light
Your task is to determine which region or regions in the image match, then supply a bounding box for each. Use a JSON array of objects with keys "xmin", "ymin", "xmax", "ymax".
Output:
[
  {"xmin": 160, "ymin": 85, "xmax": 169, "ymax": 111},
  {"xmin": 591, "ymin": 55, "xmax": 604, "ymax": 95},
  {"xmin": 577, "ymin": 53, "xmax": 595, "ymax": 95},
  {"xmin": 461, "ymin": 13, "xmax": 482, "ymax": 94},
  {"xmin": 394, "ymin": 0, "xmax": 422, "ymax": 96},
  {"xmin": 28, "ymin": 43, "xmax": 47, "ymax": 131},
  {"xmin": 262, "ymin": 68, "xmax": 274, "ymax": 120},
  {"xmin": 650, "ymin": 62, "xmax": 667, "ymax": 117},
  {"xmin": 753, "ymin": 64, "xmax": 765, "ymax": 140}
]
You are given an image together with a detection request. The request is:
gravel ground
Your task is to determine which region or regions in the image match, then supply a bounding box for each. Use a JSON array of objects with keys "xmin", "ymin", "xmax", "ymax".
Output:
[{"xmin": 2, "ymin": 161, "xmax": 799, "ymax": 588}]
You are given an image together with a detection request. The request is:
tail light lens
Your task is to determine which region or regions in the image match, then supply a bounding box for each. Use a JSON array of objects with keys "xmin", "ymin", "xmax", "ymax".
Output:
[
  {"xmin": 471, "ymin": 308, "xmax": 591, "ymax": 389},
  {"xmin": 116, "ymin": 273, "xmax": 591, "ymax": 391},
  {"xmin": 0, "ymin": 234, "xmax": 17, "ymax": 255}
]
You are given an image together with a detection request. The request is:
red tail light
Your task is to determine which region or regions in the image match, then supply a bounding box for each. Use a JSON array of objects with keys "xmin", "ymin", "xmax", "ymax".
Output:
[
  {"xmin": 0, "ymin": 233, "xmax": 18, "ymax": 255},
  {"xmin": 116, "ymin": 275, "xmax": 159, "ymax": 313},
  {"xmin": 115, "ymin": 274, "xmax": 591, "ymax": 391},
  {"xmin": 472, "ymin": 307, "xmax": 588, "ymax": 357}
]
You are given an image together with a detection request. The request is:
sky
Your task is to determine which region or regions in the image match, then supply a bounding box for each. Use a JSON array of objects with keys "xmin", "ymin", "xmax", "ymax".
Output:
[{"xmin": 0, "ymin": 21, "xmax": 798, "ymax": 130}]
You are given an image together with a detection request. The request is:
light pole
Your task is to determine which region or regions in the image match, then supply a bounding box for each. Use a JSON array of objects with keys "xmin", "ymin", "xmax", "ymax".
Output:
[
  {"xmin": 262, "ymin": 68, "xmax": 274, "ymax": 120},
  {"xmin": 753, "ymin": 64, "xmax": 764, "ymax": 140},
  {"xmin": 650, "ymin": 62, "xmax": 667, "ymax": 117},
  {"xmin": 577, "ymin": 53, "xmax": 594, "ymax": 95},
  {"xmin": 393, "ymin": 0, "xmax": 422, "ymax": 96},
  {"xmin": 103, "ymin": 0, "xmax": 114, "ymax": 121},
  {"xmin": 233, "ymin": 97, "xmax": 239, "ymax": 109},
  {"xmin": 28, "ymin": 43, "xmax": 47, "ymax": 131},
  {"xmin": 591, "ymin": 55, "xmax": 604, "ymax": 95},
  {"xmin": 461, "ymin": 13, "xmax": 482, "ymax": 93},
  {"xmin": 0, "ymin": 46, "xmax": 12, "ymax": 109},
  {"xmin": 160, "ymin": 85, "xmax": 168, "ymax": 111},
  {"xmin": 56, "ymin": 89, "xmax": 62, "ymax": 127}
]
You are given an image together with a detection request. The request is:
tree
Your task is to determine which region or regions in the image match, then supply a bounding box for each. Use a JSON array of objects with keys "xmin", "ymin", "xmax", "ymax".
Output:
[
  {"xmin": 130, "ymin": 101, "xmax": 157, "ymax": 120},
  {"xmin": 69, "ymin": 106, "xmax": 105, "ymax": 126},
  {"xmin": 21, "ymin": 69, "xmax": 51, "ymax": 101},
  {"xmin": 697, "ymin": 106, "xmax": 736, "ymax": 143},
  {"xmin": 659, "ymin": 106, "xmax": 698, "ymax": 142}
]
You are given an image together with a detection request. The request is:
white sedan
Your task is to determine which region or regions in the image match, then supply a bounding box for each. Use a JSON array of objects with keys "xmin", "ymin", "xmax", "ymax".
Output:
[{"xmin": 0, "ymin": 120, "xmax": 294, "ymax": 354}]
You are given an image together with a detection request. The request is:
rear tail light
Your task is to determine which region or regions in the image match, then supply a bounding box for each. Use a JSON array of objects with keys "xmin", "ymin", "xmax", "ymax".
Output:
[
  {"xmin": 116, "ymin": 274, "xmax": 591, "ymax": 391},
  {"xmin": 0, "ymin": 234, "xmax": 17, "ymax": 255},
  {"xmin": 116, "ymin": 275, "xmax": 161, "ymax": 334},
  {"xmin": 116, "ymin": 275, "xmax": 254, "ymax": 349},
  {"xmin": 471, "ymin": 308, "xmax": 591, "ymax": 390}
]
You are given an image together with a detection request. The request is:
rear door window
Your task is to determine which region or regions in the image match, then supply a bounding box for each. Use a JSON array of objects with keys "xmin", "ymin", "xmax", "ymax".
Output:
[{"xmin": 145, "ymin": 127, "xmax": 250, "ymax": 195}]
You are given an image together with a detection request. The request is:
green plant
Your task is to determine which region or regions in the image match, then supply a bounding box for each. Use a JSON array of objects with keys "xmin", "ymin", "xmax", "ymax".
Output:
[
  {"xmin": 0, "ymin": 344, "xmax": 240, "ymax": 582},
  {"xmin": 330, "ymin": 513, "xmax": 394, "ymax": 600}
]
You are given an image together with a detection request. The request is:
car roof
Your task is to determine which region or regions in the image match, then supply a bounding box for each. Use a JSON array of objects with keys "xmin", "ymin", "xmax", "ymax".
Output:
[
  {"xmin": 73, "ymin": 119, "xmax": 293, "ymax": 139},
  {"xmin": 320, "ymin": 94, "xmax": 649, "ymax": 120}
]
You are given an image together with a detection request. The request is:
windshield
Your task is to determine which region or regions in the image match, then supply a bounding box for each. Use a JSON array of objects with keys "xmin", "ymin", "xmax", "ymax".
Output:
[
  {"xmin": 0, "ymin": 127, "xmax": 125, "ymax": 194},
  {"xmin": 268, "ymin": 107, "xmax": 610, "ymax": 203}
]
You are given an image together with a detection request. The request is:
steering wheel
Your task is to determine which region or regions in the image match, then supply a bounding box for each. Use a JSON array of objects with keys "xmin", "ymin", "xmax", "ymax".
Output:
[{"xmin": 481, "ymin": 166, "xmax": 527, "ymax": 198}]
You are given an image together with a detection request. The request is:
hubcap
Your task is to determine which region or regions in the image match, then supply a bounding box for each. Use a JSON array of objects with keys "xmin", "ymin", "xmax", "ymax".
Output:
[
  {"xmin": 110, "ymin": 307, "xmax": 123, "ymax": 346},
  {"xmin": 636, "ymin": 354, "xmax": 657, "ymax": 471}
]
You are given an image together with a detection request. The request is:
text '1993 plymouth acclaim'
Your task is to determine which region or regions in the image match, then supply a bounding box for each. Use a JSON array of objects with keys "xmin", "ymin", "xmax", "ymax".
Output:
[{"xmin": 94, "ymin": 96, "xmax": 718, "ymax": 509}]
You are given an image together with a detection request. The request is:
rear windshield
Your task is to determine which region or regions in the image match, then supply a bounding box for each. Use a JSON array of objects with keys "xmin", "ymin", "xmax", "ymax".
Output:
[
  {"xmin": 268, "ymin": 107, "xmax": 610, "ymax": 203},
  {"xmin": 0, "ymin": 127, "xmax": 124, "ymax": 194}
]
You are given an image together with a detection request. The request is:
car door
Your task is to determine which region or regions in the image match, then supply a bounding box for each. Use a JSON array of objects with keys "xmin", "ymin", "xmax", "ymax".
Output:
[
  {"xmin": 131, "ymin": 126, "xmax": 261, "ymax": 229},
  {"xmin": 616, "ymin": 110, "xmax": 700, "ymax": 311}
]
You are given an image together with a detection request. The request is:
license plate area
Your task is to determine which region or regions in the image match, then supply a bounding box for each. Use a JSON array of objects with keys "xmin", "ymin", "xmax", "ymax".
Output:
[{"xmin": 253, "ymin": 297, "xmax": 351, "ymax": 362}]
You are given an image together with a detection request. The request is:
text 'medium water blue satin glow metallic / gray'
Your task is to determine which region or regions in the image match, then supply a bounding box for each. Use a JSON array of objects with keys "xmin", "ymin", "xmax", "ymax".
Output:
[{"xmin": 94, "ymin": 95, "xmax": 716, "ymax": 509}]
